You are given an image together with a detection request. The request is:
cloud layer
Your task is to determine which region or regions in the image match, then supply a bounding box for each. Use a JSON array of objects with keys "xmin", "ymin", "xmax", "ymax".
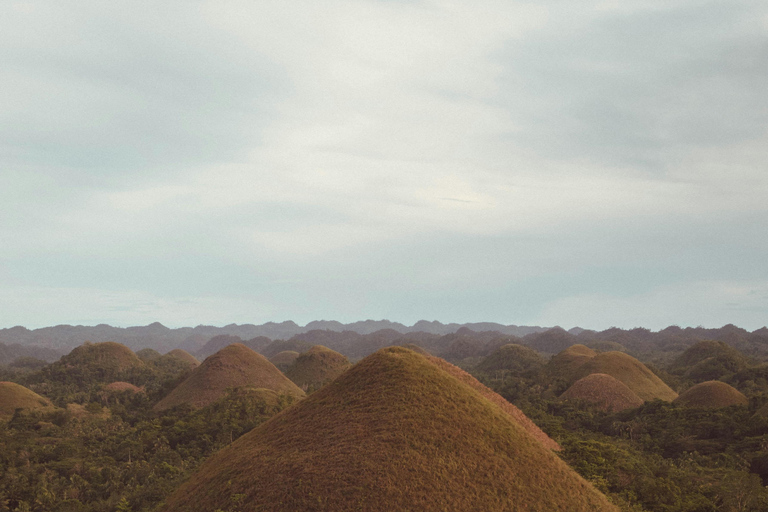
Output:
[{"xmin": 2, "ymin": 0, "xmax": 767, "ymax": 330}]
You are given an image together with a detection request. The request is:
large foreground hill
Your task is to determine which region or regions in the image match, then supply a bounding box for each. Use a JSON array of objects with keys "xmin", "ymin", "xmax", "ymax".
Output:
[{"xmin": 163, "ymin": 347, "xmax": 617, "ymax": 512}]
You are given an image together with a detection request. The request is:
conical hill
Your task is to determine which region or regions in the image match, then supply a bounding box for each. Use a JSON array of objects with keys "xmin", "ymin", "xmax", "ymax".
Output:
[
  {"xmin": 573, "ymin": 351, "xmax": 678, "ymax": 402},
  {"xmin": 560, "ymin": 373, "xmax": 644, "ymax": 412},
  {"xmin": 0, "ymin": 381, "xmax": 55, "ymax": 418},
  {"xmin": 154, "ymin": 344, "xmax": 304, "ymax": 411},
  {"xmin": 163, "ymin": 347, "xmax": 617, "ymax": 512},
  {"xmin": 162, "ymin": 349, "xmax": 200, "ymax": 367},
  {"xmin": 285, "ymin": 345, "xmax": 351, "ymax": 390},
  {"xmin": 62, "ymin": 341, "xmax": 144, "ymax": 372},
  {"xmin": 674, "ymin": 381, "xmax": 748, "ymax": 408},
  {"xmin": 269, "ymin": 350, "xmax": 300, "ymax": 371},
  {"xmin": 476, "ymin": 343, "xmax": 545, "ymax": 374},
  {"xmin": 546, "ymin": 344, "xmax": 596, "ymax": 379}
]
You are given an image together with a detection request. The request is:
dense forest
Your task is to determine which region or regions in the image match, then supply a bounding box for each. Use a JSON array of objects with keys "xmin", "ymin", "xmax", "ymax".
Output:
[{"xmin": 2, "ymin": 323, "xmax": 768, "ymax": 511}]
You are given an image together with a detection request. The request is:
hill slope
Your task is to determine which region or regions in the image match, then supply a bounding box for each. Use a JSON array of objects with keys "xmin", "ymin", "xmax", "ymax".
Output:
[
  {"xmin": 0, "ymin": 381, "xmax": 54, "ymax": 418},
  {"xmin": 163, "ymin": 347, "xmax": 616, "ymax": 512},
  {"xmin": 284, "ymin": 345, "xmax": 351, "ymax": 390},
  {"xmin": 560, "ymin": 373, "xmax": 644, "ymax": 412},
  {"xmin": 154, "ymin": 344, "xmax": 304, "ymax": 411},
  {"xmin": 476, "ymin": 343, "xmax": 545, "ymax": 374},
  {"xmin": 574, "ymin": 351, "xmax": 678, "ymax": 402},
  {"xmin": 674, "ymin": 381, "xmax": 748, "ymax": 408},
  {"xmin": 546, "ymin": 344, "xmax": 597, "ymax": 380}
]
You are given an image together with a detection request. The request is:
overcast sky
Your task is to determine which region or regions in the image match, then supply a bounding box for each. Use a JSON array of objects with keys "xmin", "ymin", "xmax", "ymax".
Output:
[{"xmin": 1, "ymin": 0, "xmax": 767, "ymax": 331}]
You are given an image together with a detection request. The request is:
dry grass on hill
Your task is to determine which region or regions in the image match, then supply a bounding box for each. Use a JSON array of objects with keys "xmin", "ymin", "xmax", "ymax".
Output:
[
  {"xmin": 269, "ymin": 350, "xmax": 300, "ymax": 372},
  {"xmin": 560, "ymin": 373, "xmax": 644, "ymax": 412},
  {"xmin": 398, "ymin": 343, "xmax": 430, "ymax": 355},
  {"xmin": 0, "ymin": 381, "xmax": 54, "ymax": 418},
  {"xmin": 674, "ymin": 381, "xmax": 748, "ymax": 408},
  {"xmin": 546, "ymin": 344, "xmax": 597, "ymax": 379},
  {"xmin": 574, "ymin": 351, "xmax": 678, "ymax": 402},
  {"xmin": 153, "ymin": 343, "xmax": 304, "ymax": 411},
  {"xmin": 163, "ymin": 347, "xmax": 616, "ymax": 512},
  {"xmin": 426, "ymin": 355, "xmax": 561, "ymax": 451},
  {"xmin": 62, "ymin": 341, "xmax": 145, "ymax": 372},
  {"xmin": 104, "ymin": 381, "xmax": 143, "ymax": 393},
  {"xmin": 285, "ymin": 345, "xmax": 351, "ymax": 390},
  {"xmin": 162, "ymin": 349, "xmax": 200, "ymax": 367}
]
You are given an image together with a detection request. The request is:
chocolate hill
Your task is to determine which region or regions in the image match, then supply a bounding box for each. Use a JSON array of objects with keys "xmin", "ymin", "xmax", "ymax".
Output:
[
  {"xmin": 573, "ymin": 351, "xmax": 678, "ymax": 402},
  {"xmin": 674, "ymin": 381, "xmax": 748, "ymax": 408},
  {"xmin": 162, "ymin": 349, "xmax": 200, "ymax": 368},
  {"xmin": 154, "ymin": 344, "xmax": 304, "ymax": 411},
  {"xmin": 546, "ymin": 344, "xmax": 597, "ymax": 379},
  {"xmin": 62, "ymin": 341, "xmax": 144, "ymax": 371},
  {"xmin": 163, "ymin": 347, "xmax": 616, "ymax": 512},
  {"xmin": 285, "ymin": 345, "xmax": 351, "ymax": 390},
  {"xmin": 0, "ymin": 381, "xmax": 54, "ymax": 418},
  {"xmin": 269, "ymin": 350, "xmax": 300, "ymax": 371},
  {"xmin": 476, "ymin": 343, "xmax": 545, "ymax": 374},
  {"xmin": 560, "ymin": 373, "xmax": 644, "ymax": 412},
  {"xmin": 669, "ymin": 340, "xmax": 748, "ymax": 382}
]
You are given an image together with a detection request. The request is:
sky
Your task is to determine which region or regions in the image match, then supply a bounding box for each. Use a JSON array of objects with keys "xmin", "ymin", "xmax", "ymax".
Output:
[{"xmin": 1, "ymin": 0, "xmax": 767, "ymax": 331}]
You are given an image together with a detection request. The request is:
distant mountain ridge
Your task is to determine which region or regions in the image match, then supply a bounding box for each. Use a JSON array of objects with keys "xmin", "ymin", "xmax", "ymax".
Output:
[{"xmin": 0, "ymin": 320, "xmax": 548, "ymax": 356}]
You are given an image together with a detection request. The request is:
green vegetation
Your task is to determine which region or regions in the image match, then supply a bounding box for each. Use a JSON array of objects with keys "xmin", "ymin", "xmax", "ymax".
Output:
[
  {"xmin": 476, "ymin": 343, "xmax": 546, "ymax": 375},
  {"xmin": 268, "ymin": 350, "xmax": 299, "ymax": 372}
]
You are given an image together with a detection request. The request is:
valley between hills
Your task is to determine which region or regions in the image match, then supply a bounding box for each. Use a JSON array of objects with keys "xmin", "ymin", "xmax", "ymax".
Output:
[{"xmin": 2, "ymin": 322, "xmax": 768, "ymax": 511}]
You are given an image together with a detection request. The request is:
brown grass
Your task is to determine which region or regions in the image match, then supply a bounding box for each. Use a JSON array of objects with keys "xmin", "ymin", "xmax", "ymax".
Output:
[
  {"xmin": 285, "ymin": 345, "xmax": 351, "ymax": 390},
  {"xmin": 674, "ymin": 381, "xmax": 748, "ymax": 408},
  {"xmin": 546, "ymin": 344, "xmax": 597, "ymax": 380},
  {"xmin": 573, "ymin": 351, "xmax": 678, "ymax": 402},
  {"xmin": 269, "ymin": 350, "xmax": 300, "ymax": 369},
  {"xmin": 104, "ymin": 381, "xmax": 143, "ymax": 393},
  {"xmin": 560, "ymin": 373, "xmax": 644, "ymax": 412},
  {"xmin": 0, "ymin": 381, "xmax": 54, "ymax": 418},
  {"xmin": 62, "ymin": 341, "xmax": 145, "ymax": 372},
  {"xmin": 425, "ymin": 355, "xmax": 561, "ymax": 451},
  {"xmin": 163, "ymin": 349, "xmax": 200, "ymax": 367},
  {"xmin": 154, "ymin": 343, "xmax": 305, "ymax": 411},
  {"xmin": 162, "ymin": 347, "xmax": 616, "ymax": 512}
]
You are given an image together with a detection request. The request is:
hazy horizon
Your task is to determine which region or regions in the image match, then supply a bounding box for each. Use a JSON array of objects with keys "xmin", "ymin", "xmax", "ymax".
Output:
[{"xmin": 2, "ymin": 1, "xmax": 767, "ymax": 331}]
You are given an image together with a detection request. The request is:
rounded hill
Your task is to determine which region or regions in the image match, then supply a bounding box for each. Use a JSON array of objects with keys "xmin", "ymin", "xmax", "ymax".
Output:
[
  {"xmin": 560, "ymin": 373, "xmax": 643, "ymax": 412},
  {"xmin": 154, "ymin": 344, "xmax": 304, "ymax": 411},
  {"xmin": 674, "ymin": 381, "xmax": 748, "ymax": 408},
  {"xmin": 546, "ymin": 344, "xmax": 597, "ymax": 380},
  {"xmin": 163, "ymin": 347, "xmax": 617, "ymax": 512},
  {"xmin": 162, "ymin": 349, "xmax": 200, "ymax": 367},
  {"xmin": 476, "ymin": 343, "xmax": 545, "ymax": 374},
  {"xmin": 285, "ymin": 345, "xmax": 351, "ymax": 390},
  {"xmin": 573, "ymin": 351, "xmax": 678, "ymax": 402},
  {"xmin": 62, "ymin": 342, "xmax": 144, "ymax": 372},
  {"xmin": 0, "ymin": 381, "xmax": 54, "ymax": 418},
  {"xmin": 269, "ymin": 350, "xmax": 300, "ymax": 372}
]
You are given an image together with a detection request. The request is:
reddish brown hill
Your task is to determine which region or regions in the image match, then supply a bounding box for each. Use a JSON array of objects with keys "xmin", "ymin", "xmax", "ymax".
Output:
[
  {"xmin": 285, "ymin": 345, "xmax": 351, "ymax": 390},
  {"xmin": 560, "ymin": 373, "xmax": 644, "ymax": 412},
  {"xmin": 574, "ymin": 351, "xmax": 678, "ymax": 402},
  {"xmin": 162, "ymin": 347, "xmax": 616, "ymax": 512},
  {"xmin": 674, "ymin": 381, "xmax": 748, "ymax": 408},
  {"xmin": 62, "ymin": 341, "xmax": 144, "ymax": 372},
  {"xmin": 154, "ymin": 344, "xmax": 304, "ymax": 411},
  {"xmin": 425, "ymin": 355, "xmax": 560, "ymax": 451},
  {"xmin": 0, "ymin": 381, "xmax": 54, "ymax": 418}
]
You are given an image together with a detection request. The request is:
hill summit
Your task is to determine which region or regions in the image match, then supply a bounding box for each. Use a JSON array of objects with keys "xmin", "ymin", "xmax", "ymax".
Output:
[
  {"xmin": 285, "ymin": 345, "xmax": 351, "ymax": 390},
  {"xmin": 573, "ymin": 351, "xmax": 678, "ymax": 402},
  {"xmin": 154, "ymin": 343, "xmax": 304, "ymax": 411},
  {"xmin": 162, "ymin": 347, "xmax": 617, "ymax": 512},
  {"xmin": 674, "ymin": 381, "xmax": 748, "ymax": 408},
  {"xmin": 560, "ymin": 373, "xmax": 644, "ymax": 412}
]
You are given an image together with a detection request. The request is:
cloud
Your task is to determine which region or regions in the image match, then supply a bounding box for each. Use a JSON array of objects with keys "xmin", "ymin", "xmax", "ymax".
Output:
[{"xmin": 1, "ymin": 0, "xmax": 767, "ymax": 329}]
